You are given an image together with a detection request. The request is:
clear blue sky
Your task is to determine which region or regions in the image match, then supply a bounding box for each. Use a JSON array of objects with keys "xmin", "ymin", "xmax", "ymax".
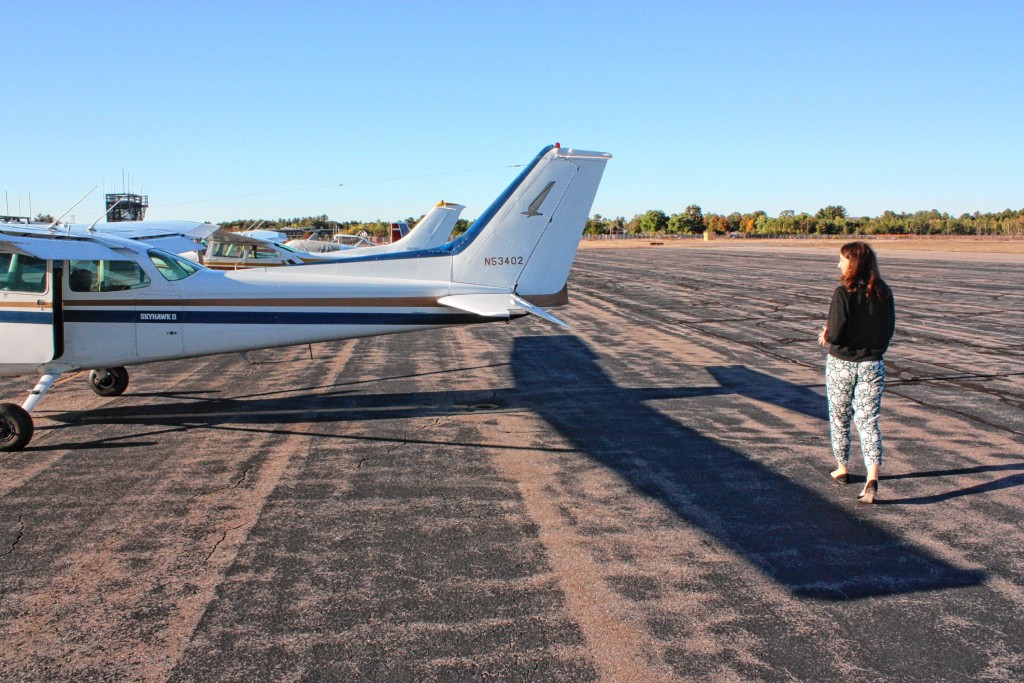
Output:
[{"xmin": 3, "ymin": 1, "xmax": 1021, "ymax": 224}]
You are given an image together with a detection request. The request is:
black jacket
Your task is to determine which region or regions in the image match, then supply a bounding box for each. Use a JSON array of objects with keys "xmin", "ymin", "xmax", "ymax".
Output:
[{"xmin": 825, "ymin": 283, "xmax": 896, "ymax": 362}]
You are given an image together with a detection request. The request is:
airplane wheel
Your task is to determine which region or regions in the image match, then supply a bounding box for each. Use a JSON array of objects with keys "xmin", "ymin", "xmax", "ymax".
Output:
[
  {"xmin": 89, "ymin": 367, "xmax": 130, "ymax": 397},
  {"xmin": 0, "ymin": 403, "xmax": 33, "ymax": 452}
]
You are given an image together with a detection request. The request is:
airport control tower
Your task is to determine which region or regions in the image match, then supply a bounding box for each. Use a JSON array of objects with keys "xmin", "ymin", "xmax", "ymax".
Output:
[{"xmin": 105, "ymin": 192, "xmax": 148, "ymax": 222}]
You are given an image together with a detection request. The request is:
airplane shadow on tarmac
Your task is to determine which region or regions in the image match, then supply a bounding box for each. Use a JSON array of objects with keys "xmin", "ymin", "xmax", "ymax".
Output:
[
  {"xmin": 508, "ymin": 335, "xmax": 985, "ymax": 601},
  {"xmin": 45, "ymin": 335, "xmax": 986, "ymax": 600}
]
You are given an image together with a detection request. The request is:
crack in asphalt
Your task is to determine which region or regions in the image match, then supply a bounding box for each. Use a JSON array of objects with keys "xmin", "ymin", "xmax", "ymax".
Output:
[
  {"xmin": 204, "ymin": 520, "xmax": 251, "ymax": 564},
  {"xmin": 358, "ymin": 441, "xmax": 406, "ymax": 469},
  {"xmin": 4, "ymin": 514, "xmax": 24, "ymax": 557},
  {"xmin": 186, "ymin": 464, "xmax": 255, "ymax": 502}
]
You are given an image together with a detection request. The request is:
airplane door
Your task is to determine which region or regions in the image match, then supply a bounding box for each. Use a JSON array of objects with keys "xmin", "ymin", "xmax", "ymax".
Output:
[
  {"xmin": 135, "ymin": 296, "xmax": 184, "ymax": 359},
  {"xmin": 0, "ymin": 254, "xmax": 57, "ymax": 364}
]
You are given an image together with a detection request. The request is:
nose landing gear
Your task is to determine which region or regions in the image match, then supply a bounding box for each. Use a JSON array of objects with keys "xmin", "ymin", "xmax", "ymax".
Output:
[
  {"xmin": 1, "ymin": 367, "xmax": 131, "ymax": 452},
  {"xmin": 0, "ymin": 403, "xmax": 33, "ymax": 452},
  {"xmin": 1, "ymin": 372, "xmax": 61, "ymax": 452}
]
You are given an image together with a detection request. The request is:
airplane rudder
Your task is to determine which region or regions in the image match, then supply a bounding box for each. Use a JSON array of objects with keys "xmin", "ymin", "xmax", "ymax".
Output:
[
  {"xmin": 450, "ymin": 146, "xmax": 609, "ymax": 291},
  {"xmin": 512, "ymin": 151, "xmax": 610, "ymax": 296}
]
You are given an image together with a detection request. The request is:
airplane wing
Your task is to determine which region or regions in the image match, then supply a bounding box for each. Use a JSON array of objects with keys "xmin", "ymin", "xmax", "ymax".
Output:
[
  {"xmin": 66, "ymin": 220, "xmax": 219, "ymax": 253},
  {"xmin": 0, "ymin": 233, "xmax": 128, "ymax": 261},
  {"xmin": 207, "ymin": 229, "xmax": 273, "ymax": 246},
  {"xmin": 83, "ymin": 220, "xmax": 220, "ymax": 241},
  {"xmin": 140, "ymin": 236, "xmax": 209, "ymax": 253},
  {"xmin": 242, "ymin": 229, "xmax": 289, "ymax": 242},
  {"xmin": 2, "ymin": 221, "xmax": 216, "ymax": 258}
]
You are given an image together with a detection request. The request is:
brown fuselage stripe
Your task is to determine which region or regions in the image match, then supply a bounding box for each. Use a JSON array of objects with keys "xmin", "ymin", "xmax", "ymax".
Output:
[{"xmin": 0, "ymin": 302, "xmax": 52, "ymax": 309}]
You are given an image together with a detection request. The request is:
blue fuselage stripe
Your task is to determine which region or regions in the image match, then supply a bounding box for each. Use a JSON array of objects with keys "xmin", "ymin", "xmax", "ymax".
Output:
[
  {"xmin": 62, "ymin": 309, "xmax": 485, "ymax": 326},
  {"xmin": 0, "ymin": 311, "xmax": 53, "ymax": 324}
]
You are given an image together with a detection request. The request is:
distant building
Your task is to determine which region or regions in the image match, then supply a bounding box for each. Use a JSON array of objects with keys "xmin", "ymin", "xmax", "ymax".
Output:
[{"xmin": 105, "ymin": 193, "xmax": 148, "ymax": 222}]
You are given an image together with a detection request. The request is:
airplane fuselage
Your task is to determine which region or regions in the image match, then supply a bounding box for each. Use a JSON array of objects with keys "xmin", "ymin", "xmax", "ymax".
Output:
[{"xmin": 2, "ymin": 251, "xmax": 523, "ymax": 377}]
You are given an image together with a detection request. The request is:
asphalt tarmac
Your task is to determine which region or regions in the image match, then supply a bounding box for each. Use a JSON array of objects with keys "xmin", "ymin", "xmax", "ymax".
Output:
[{"xmin": 2, "ymin": 244, "xmax": 1022, "ymax": 681}]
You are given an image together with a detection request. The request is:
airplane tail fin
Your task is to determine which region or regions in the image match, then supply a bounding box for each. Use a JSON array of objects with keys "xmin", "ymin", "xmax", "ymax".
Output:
[
  {"xmin": 396, "ymin": 201, "xmax": 464, "ymax": 251},
  {"xmin": 448, "ymin": 145, "xmax": 610, "ymax": 297}
]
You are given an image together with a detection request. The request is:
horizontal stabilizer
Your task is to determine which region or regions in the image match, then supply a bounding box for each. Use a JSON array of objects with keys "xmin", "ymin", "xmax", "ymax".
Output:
[
  {"xmin": 437, "ymin": 293, "xmax": 569, "ymax": 328},
  {"xmin": 437, "ymin": 293, "xmax": 515, "ymax": 318},
  {"xmin": 510, "ymin": 294, "xmax": 569, "ymax": 328}
]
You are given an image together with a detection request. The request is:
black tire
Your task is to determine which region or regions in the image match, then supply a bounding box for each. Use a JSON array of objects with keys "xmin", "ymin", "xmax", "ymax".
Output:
[
  {"xmin": 89, "ymin": 367, "xmax": 130, "ymax": 397},
  {"xmin": 0, "ymin": 403, "xmax": 33, "ymax": 452}
]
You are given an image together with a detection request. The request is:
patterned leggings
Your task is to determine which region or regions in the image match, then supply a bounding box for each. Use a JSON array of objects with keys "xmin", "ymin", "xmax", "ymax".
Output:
[{"xmin": 826, "ymin": 355, "xmax": 886, "ymax": 467}]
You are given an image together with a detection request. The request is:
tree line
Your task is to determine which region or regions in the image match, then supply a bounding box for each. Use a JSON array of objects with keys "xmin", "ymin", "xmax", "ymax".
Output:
[
  {"xmin": 218, "ymin": 206, "xmax": 1024, "ymax": 239},
  {"xmin": 20, "ymin": 207, "xmax": 1024, "ymax": 239},
  {"xmin": 585, "ymin": 206, "xmax": 1024, "ymax": 237}
]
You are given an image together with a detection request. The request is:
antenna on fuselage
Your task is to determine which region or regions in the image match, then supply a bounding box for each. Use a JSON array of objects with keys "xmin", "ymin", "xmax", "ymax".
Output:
[
  {"xmin": 46, "ymin": 187, "xmax": 97, "ymax": 232},
  {"xmin": 87, "ymin": 197, "xmax": 124, "ymax": 231}
]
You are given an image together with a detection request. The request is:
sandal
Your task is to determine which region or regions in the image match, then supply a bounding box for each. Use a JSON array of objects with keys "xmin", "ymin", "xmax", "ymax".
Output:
[{"xmin": 858, "ymin": 480, "xmax": 878, "ymax": 504}]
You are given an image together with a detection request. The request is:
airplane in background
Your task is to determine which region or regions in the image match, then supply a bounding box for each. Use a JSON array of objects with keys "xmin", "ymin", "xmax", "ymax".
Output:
[
  {"xmin": 0, "ymin": 144, "xmax": 610, "ymax": 451},
  {"xmin": 200, "ymin": 229, "xmax": 366, "ymax": 270},
  {"xmin": 379, "ymin": 201, "xmax": 464, "ymax": 252},
  {"xmin": 203, "ymin": 201, "xmax": 464, "ymax": 270},
  {"xmin": 285, "ymin": 200, "xmax": 465, "ymax": 256}
]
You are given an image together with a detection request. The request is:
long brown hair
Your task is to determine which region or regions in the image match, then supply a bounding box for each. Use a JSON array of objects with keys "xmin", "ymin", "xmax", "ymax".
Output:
[{"xmin": 839, "ymin": 241, "xmax": 887, "ymax": 301}]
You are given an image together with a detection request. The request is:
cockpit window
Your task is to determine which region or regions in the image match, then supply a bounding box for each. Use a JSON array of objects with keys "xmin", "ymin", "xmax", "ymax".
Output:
[
  {"xmin": 210, "ymin": 241, "xmax": 244, "ymax": 258},
  {"xmin": 149, "ymin": 250, "xmax": 200, "ymax": 281},
  {"xmin": 1, "ymin": 253, "xmax": 47, "ymax": 293},
  {"xmin": 69, "ymin": 259, "xmax": 151, "ymax": 292},
  {"xmin": 254, "ymin": 245, "xmax": 281, "ymax": 259}
]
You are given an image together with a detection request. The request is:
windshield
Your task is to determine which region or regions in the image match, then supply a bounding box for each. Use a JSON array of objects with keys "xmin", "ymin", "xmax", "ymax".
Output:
[{"xmin": 149, "ymin": 249, "xmax": 201, "ymax": 281}]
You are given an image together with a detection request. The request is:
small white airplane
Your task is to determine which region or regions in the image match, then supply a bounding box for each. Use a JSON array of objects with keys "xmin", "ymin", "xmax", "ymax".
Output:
[
  {"xmin": 285, "ymin": 200, "xmax": 464, "ymax": 256},
  {"xmin": 201, "ymin": 229, "xmax": 361, "ymax": 270},
  {"xmin": 202, "ymin": 201, "xmax": 463, "ymax": 269},
  {"xmin": 378, "ymin": 201, "xmax": 463, "ymax": 252},
  {"xmin": 0, "ymin": 144, "xmax": 610, "ymax": 451}
]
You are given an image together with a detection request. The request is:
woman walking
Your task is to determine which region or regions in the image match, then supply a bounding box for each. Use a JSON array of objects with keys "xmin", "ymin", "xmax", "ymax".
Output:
[{"xmin": 818, "ymin": 241, "xmax": 896, "ymax": 503}]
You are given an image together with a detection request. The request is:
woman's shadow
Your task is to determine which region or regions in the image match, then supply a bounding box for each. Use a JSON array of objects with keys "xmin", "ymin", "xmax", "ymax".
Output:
[{"xmin": 877, "ymin": 464, "xmax": 1024, "ymax": 505}]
